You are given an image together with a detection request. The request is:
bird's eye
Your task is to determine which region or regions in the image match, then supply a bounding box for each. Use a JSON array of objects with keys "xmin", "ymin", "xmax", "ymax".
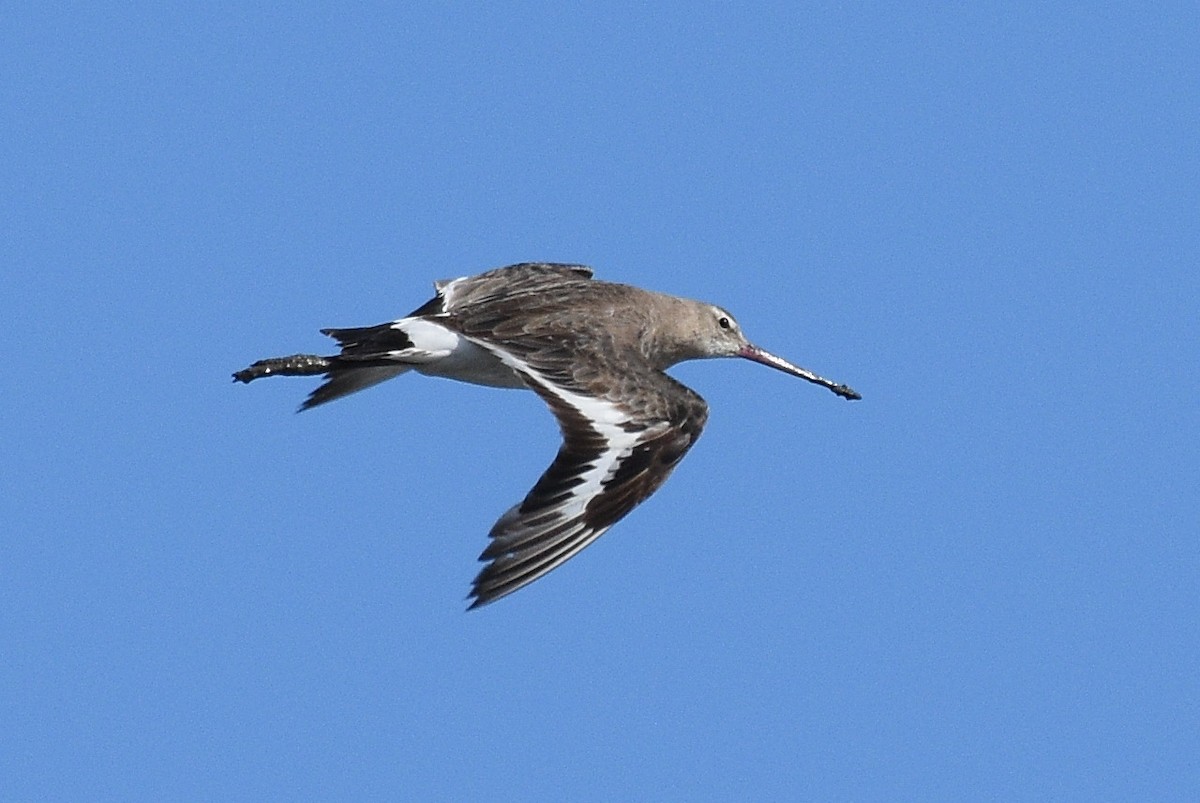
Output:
[{"xmin": 718, "ymin": 316, "xmax": 732, "ymax": 330}]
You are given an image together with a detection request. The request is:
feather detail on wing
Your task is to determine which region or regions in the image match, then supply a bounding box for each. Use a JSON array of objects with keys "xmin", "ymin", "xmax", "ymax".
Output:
[{"xmin": 465, "ymin": 339, "xmax": 708, "ymax": 608}]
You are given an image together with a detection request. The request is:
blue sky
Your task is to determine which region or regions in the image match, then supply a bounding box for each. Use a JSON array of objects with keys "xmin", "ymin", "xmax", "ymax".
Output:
[{"xmin": 4, "ymin": 3, "xmax": 1197, "ymax": 799}]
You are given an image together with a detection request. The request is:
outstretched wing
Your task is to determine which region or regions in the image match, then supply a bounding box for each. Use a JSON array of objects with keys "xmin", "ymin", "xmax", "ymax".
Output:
[{"xmin": 465, "ymin": 340, "xmax": 708, "ymax": 608}]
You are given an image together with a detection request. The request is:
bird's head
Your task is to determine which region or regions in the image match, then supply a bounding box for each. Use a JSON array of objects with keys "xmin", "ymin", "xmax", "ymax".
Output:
[{"xmin": 688, "ymin": 302, "xmax": 861, "ymax": 401}]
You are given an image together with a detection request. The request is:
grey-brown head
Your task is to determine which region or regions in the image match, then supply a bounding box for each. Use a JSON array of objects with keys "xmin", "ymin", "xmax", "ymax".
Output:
[{"xmin": 671, "ymin": 300, "xmax": 861, "ymax": 401}]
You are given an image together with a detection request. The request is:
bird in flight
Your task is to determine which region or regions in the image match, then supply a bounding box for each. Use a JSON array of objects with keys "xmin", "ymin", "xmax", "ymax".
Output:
[{"xmin": 234, "ymin": 263, "xmax": 860, "ymax": 608}]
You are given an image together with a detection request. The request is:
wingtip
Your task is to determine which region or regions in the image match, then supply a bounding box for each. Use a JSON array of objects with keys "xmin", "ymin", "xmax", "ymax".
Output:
[
  {"xmin": 465, "ymin": 590, "xmax": 493, "ymax": 611},
  {"xmin": 467, "ymin": 566, "xmax": 503, "ymax": 610},
  {"xmin": 467, "ymin": 564, "xmax": 523, "ymax": 610}
]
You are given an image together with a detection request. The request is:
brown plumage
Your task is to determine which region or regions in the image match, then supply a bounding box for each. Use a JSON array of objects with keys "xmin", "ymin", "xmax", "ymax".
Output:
[{"xmin": 234, "ymin": 263, "xmax": 859, "ymax": 608}]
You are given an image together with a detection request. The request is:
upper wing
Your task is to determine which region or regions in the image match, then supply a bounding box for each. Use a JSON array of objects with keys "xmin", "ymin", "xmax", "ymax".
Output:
[
  {"xmin": 435, "ymin": 263, "xmax": 594, "ymax": 312},
  {"xmin": 293, "ymin": 264, "xmax": 596, "ymax": 410},
  {"xmin": 465, "ymin": 338, "xmax": 708, "ymax": 608}
]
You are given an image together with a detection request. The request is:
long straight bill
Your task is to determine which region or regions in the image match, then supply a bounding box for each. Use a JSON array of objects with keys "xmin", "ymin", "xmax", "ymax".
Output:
[{"xmin": 739, "ymin": 345, "xmax": 861, "ymax": 400}]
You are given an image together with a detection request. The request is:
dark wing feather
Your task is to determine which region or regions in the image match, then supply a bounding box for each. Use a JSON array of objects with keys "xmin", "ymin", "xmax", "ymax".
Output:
[{"xmin": 464, "ymin": 331, "xmax": 708, "ymax": 608}]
